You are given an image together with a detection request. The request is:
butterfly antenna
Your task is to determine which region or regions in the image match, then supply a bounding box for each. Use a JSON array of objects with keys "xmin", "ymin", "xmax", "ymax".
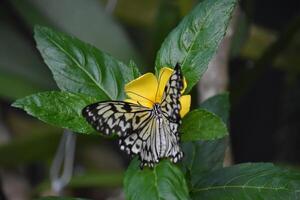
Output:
[
  {"xmin": 126, "ymin": 91, "xmax": 154, "ymax": 104},
  {"xmin": 175, "ymin": 63, "xmax": 181, "ymax": 70}
]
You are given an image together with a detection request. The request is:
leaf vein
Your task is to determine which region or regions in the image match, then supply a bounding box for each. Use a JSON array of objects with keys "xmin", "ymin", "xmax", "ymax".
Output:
[{"xmin": 44, "ymin": 33, "xmax": 112, "ymax": 99}]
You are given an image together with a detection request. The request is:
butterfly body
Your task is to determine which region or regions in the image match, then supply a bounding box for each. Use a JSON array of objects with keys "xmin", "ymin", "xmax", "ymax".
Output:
[
  {"xmin": 153, "ymin": 103, "xmax": 163, "ymax": 117},
  {"xmin": 82, "ymin": 64, "xmax": 184, "ymax": 168}
]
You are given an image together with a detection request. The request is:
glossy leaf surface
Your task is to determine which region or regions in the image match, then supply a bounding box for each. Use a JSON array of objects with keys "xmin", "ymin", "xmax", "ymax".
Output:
[
  {"xmin": 124, "ymin": 159, "xmax": 190, "ymax": 200},
  {"xmin": 155, "ymin": 0, "xmax": 236, "ymax": 92},
  {"xmin": 12, "ymin": 91, "xmax": 96, "ymax": 134}
]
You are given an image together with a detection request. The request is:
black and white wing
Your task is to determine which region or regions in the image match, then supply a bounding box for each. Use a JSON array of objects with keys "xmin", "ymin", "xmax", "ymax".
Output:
[
  {"xmin": 160, "ymin": 63, "xmax": 184, "ymax": 124},
  {"xmin": 82, "ymin": 101, "xmax": 157, "ymax": 160},
  {"xmin": 82, "ymin": 101, "xmax": 151, "ymax": 137},
  {"xmin": 159, "ymin": 63, "xmax": 184, "ymax": 164},
  {"xmin": 82, "ymin": 101, "xmax": 176, "ymax": 167}
]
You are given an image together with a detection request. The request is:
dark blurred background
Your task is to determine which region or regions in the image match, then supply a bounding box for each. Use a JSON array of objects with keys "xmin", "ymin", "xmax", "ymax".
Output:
[{"xmin": 0, "ymin": 0, "xmax": 299, "ymax": 199}]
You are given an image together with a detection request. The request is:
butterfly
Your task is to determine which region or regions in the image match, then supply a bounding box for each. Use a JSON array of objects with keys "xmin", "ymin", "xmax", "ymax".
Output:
[{"xmin": 82, "ymin": 63, "xmax": 184, "ymax": 168}]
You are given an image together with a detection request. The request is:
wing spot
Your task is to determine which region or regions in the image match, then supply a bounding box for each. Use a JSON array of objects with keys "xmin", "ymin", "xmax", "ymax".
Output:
[
  {"xmin": 122, "ymin": 103, "xmax": 132, "ymax": 112},
  {"xmin": 135, "ymin": 116, "xmax": 140, "ymax": 124}
]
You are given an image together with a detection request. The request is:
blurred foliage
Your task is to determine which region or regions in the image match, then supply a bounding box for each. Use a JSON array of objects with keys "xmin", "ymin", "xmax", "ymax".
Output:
[
  {"xmin": 11, "ymin": 0, "xmax": 140, "ymax": 63},
  {"xmin": 0, "ymin": 131, "xmax": 60, "ymax": 166},
  {"xmin": 111, "ymin": 0, "xmax": 159, "ymax": 27},
  {"xmin": 35, "ymin": 171, "xmax": 123, "ymax": 194},
  {"xmin": 241, "ymin": 23, "xmax": 300, "ymax": 74},
  {"xmin": 0, "ymin": 20, "xmax": 54, "ymax": 99},
  {"xmin": 241, "ymin": 25, "xmax": 277, "ymax": 60},
  {"xmin": 36, "ymin": 197, "xmax": 90, "ymax": 200}
]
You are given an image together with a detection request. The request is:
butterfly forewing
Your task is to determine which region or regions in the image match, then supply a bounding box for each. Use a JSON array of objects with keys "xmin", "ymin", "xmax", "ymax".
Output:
[
  {"xmin": 160, "ymin": 63, "xmax": 184, "ymax": 124},
  {"xmin": 82, "ymin": 101, "xmax": 152, "ymax": 137}
]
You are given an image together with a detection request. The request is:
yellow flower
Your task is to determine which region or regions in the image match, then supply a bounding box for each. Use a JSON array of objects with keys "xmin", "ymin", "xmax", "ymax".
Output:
[{"xmin": 125, "ymin": 67, "xmax": 191, "ymax": 117}]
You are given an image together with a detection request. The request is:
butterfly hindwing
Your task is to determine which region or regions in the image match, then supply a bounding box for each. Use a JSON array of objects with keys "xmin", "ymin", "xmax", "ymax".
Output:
[{"xmin": 118, "ymin": 113, "xmax": 155, "ymax": 156}]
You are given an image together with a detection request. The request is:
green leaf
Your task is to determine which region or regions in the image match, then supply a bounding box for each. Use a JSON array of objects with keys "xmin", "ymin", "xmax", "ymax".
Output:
[
  {"xmin": 124, "ymin": 158, "xmax": 190, "ymax": 200},
  {"xmin": 181, "ymin": 138, "xmax": 227, "ymax": 186},
  {"xmin": 180, "ymin": 93, "xmax": 230, "ymax": 186},
  {"xmin": 34, "ymin": 26, "xmax": 135, "ymax": 100},
  {"xmin": 200, "ymin": 92, "xmax": 230, "ymax": 124},
  {"xmin": 191, "ymin": 163, "xmax": 300, "ymax": 199},
  {"xmin": 128, "ymin": 59, "xmax": 141, "ymax": 79},
  {"xmin": 155, "ymin": 0, "xmax": 236, "ymax": 92},
  {"xmin": 12, "ymin": 91, "xmax": 96, "ymax": 134},
  {"xmin": 181, "ymin": 109, "xmax": 228, "ymax": 141}
]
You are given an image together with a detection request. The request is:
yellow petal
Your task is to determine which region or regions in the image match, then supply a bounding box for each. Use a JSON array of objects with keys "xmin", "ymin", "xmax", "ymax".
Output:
[
  {"xmin": 179, "ymin": 95, "xmax": 191, "ymax": 117},
  {"xmin": 156, "ymin": 67, "xmax": 173, "ymax": 102},
  {"xmin": 125, "ymin": 73, "xmax": 157, "ymax": 108},
  {"xmin": 156, "ymin": 67, "xmax": 188, "ymax": 102}
]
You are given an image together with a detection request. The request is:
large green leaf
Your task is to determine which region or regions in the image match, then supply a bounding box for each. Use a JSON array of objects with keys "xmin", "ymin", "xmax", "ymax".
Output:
[
  {"xmin": 181, "ymin": 109, "xmax": 228, "ymax": 141},
  {"xmin": 191, "ymin": 163, "xmax": 300, "ymax": 199},
  {"xmin": 200, "ymin": 92, "xmax": 230, "ymax": 124},
  {"xmin": 180, "ymin": 93, "xmax": 229, "ymax": 186},
  {"xmin": 181, "ymin": 138, "xmax": 227, "ymax": 186},
  {"xmin": 34, "ymin": 26, "xmax": 137, "ymax": 100},
  {"xmin": 124, "ymin": 158, "xmax": 190, "ymax": 200},
  {"xmin": 155, "ymin": 0, "xmax": 236, "ymax": 92},
  {"xmin": 12, "ymin": 91, "xmax": 96, "ymax": 134}
]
